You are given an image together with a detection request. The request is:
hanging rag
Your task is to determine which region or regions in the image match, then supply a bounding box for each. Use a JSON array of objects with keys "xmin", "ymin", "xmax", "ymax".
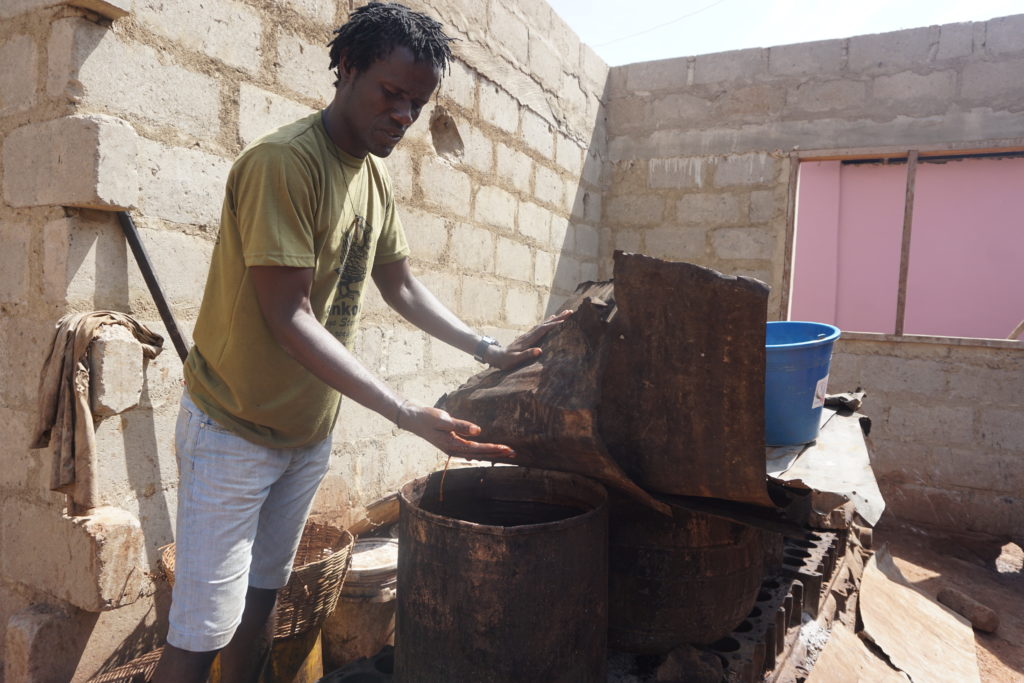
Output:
[{"xmin": 30, "ymin": 311, "xmax": 164, "ymax": 495}]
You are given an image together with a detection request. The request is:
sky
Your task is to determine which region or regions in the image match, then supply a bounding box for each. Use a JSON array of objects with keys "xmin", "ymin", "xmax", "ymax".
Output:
[{"xmin": 546, "ymin": 0, "xmax": 1024, "ymax": 66}]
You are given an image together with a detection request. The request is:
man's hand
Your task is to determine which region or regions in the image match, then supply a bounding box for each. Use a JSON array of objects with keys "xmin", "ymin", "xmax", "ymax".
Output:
[
  {"xmin": 483, "ymin": 310, "xmax": 573, "ymax": 371},
  {"xmin": 398, "ymin": 402, "xmax": 515, "ymax": 459}
]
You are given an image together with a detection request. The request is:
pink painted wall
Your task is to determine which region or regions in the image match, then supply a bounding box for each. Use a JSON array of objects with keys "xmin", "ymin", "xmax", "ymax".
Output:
[{"xmin": 790, "ymin": 156, "xmax": 1024, "ymax": 339}]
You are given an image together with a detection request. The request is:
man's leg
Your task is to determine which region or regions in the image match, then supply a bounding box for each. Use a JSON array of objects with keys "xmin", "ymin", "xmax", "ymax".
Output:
[
  {"xmin": 218, "ymin": 586, "xmax": 278, "ymax": 683},
  {"xmin": 153, "ymin": 645, "xmax": 217, "ymax": 683}
]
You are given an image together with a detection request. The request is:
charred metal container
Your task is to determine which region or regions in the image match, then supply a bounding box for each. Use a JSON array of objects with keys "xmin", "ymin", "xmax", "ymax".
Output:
[
  {"xmin": 395, "ymin": 466, "xmax": 608, "ymax": 683},
  {"xmin": 609, "ymin": 496, "xmax": 765, "ymax": 654}
]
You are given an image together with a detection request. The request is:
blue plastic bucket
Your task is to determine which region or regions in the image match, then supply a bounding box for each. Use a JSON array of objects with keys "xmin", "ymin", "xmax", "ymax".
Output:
[{"xmin": 765, "ymin": 321, "xmax": 841, "ymax": 446}]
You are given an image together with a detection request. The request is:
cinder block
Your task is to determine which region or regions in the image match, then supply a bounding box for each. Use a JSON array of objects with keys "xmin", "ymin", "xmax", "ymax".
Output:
[
  {"xmin": 716, "ymin": 84, "xmax": 786, "ymax": 120},
  {"xmin": 547, "ymin": 7, "xmax": 581, "ymax": 65},
  {"xmin": 962, "ymin": 59, "xmax": 1024, "ymax": 102},
  {"xmin": 624, "ymin": 56, "xmax": 690, "ymax": 92},
  {"xmin": 582, "ymin": 190, "xmax": 601, "ymax": 224},
  {"xmin": 693, "ymin": 47, "xmax": 766, "ymax": 84},
  {"xmin": 459, "ymin": 274, "xmax": 502, "ymax": 322},
  {"xmin": 648, "ymin": 158, "xmax": 706, "ymax": 190},
  {"xmin": 886, "ymin": 403, "xmax": 974, "ymax": 447},
  {"xmin": 0, "ymin": 34, "xmax": 37, "ymax": 117},
  {"xmin": 276, "ymin": 31, "xmax": 335, "ymax": 105},
  {"xmin": 137, "ymin": 138, "xmax": 231, "ymax": 227},
  {"xmin": 0, "ymin": 221, "xmax": 31, "ymax": 304},
  {"xmin": 749, "ymin": 190, "xmax": 779, "ymax": 223},
  {"xmin": 529, "ymin": 33, "xmax": 563, "ymax": 92},
  {"xmin": 650, "ymin": 92, "xmax": 714, "ymax": 130},
  {"xmin": 386, "ymin": 326, "xmax": 427, "ymax": 376},
  {"xmin": 418, "ymin": 157, "xmax": 471, "ymax": 217},
  {"xmin": 133, "ymin": 0, "xmax": 261, "ymax": 74},
  {"xmin": 438, "ymin": 59, "xmax": 477, "ymax": 111},
  {"xmin": 711, "ymin": 227, "xmax": 777, "ymax": 260},
  {"xmin": 495, "ymin": 237, "xmax": 532, "ymax": 282},
  {"xmin": 474, "ymin": 185, "xmax": 517, "ymax": 232},
  {"xmin": 579, "ymin": 259, "xmax": 598, "ymax": 283},
  {"xmin": 582, "ymin": 148, "xmax": 603, "ymax": 187},
  {"xmin": 1, "ymin": 0, "xmax": 128, "ymax": 19},
  {"xmin": 979, "ymin": 408, "xmax": 1024, "ymax": 451},
  {"xmin": 518, "ymin": 200, "xmax": 550, "ymax": 243},
  {"xmin": 89, "ymin": 324, "xmax": 144, "ymax": 418},
  {"xmin": 872, "ymin": 70, "xmax": 956, "ymax": 103},
  {"xmin": 488, "ymin": 2, "xmax": 529, "ymax": 66},
  {"xmin": 789, "ymin": 79, "xmax": 866, "ymax": 112},
  {"xmin": 47, "ymin": 18, "xmax": 221, "ymax": 140},
  {"xmin": 0, "ymin": 502, "xmax": 150, "ymax": 612},
  {"xmin": 496, "ymin": 143, "xmax": 533, "ymax": 194},
  {"xmin": 460, "ymin": 122, "xmax": 494, "ymax": 173},
  {"xmin": 521, "ymin": 109, "xmax": 554, "ymax": 158},
  {"xmin": 451, "ymin": 222, "xmax": 494, "ymax": 273},
  {"xmin": 574, "ymin": 223, "xmax": 599, "ymax": 258},
  {"xmin": 387, "ymin": 145, "xmax": 414, "ymax": 202},
  {"xmin": 3, "ymin": 114, "xmax": 138, "ymax": 210},
  {"xmin": 607, "ymin": 96, "xmax": 649, "ymax": 134},
  {"xmin": 126, "ymin": 226, "xmax": 213, "ymax": 309},
  {"xmin": 549, "ymin": 214, "xmax": 570, "ymax": 250},
  {"xmin": 847, "ymin": 26, "xmax": 936, "ymax": 71},
  {"xmin": 936, "ymin": 22, "xmax": 975, "ymax": 60},
  {"xmin": 555, "ymin": 136, "xmax": 584, "ymax": 177},
  {"xmin": 614, "ymin": 229, "xmax": 642, "ymax": 254},
  {"xmin": 238, "ymin": 84, "xmax": 316, "ymax": 146},
  {"xmin": 857, "ymin": 356, "xmax": 949, "ymax": 395},
  {"xmin": 985, "ymin": 14, "xmax": 1024, "ymax": 55},
  {"xmin": 551, "ymin": 254, "xmax": 581, "ymax": 293},
  {"xmin": 768, "ymin": 39, "xmax": 843, "ymax": 76},
  {"xmin": 645, "ymin": 227, "xmax": 707, "ymax": 262},
  {"xmin": 278, "ymin": 0, "xmax": 336, "ymax": 24},
  {"xmin": 677, "ymin": 193, "xmax": 744, "ymax": 226},
  {"xmin": 480, "ymin": 81, "xmax": 519, "ymax": 134},
  {"xmin": 402, "ymin": 207, "xmax": 448, "ymax": 263},
  {"xmin": 4, "ymin": 605, "xmax": 77, "ymax": 683},
  {"xmin": 533, "ymin": 164, "xmax": 564, "ymax": 208},
  {"xmin": 579, "ymin": 43, "xmax": 608, "ymax": 93},
  {"xmin": 605, "ymin": 194, "xmax": 664, "ymax": 227},
  {"xmin": 533, "ymin": 249, "xmax": 555, "ymax": 286},
  {"xmin": 505, "ymin": 286, "xmax": 540, "ymax": 326},
  {"xmin": 714, "ymin": 153, "xmax": 778, "ymax": 187}
]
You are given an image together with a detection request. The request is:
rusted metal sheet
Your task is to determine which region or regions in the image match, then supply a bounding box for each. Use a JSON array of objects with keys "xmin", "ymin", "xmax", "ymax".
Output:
[{"xmin": 395, "ymin": 467, "xmax": 608, "ymax": 683}]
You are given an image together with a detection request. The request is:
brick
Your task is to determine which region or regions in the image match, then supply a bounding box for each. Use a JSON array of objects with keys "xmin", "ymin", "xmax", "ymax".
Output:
[
  {"xmin": 3, "ymin": 115, "xmax": 138, "ymax": 210},
  {"xmin": 749, "ymin": 190, "xmax": 779, "ymax": 223},
  {"xmin": 0, "ymin": 222, "xmax": 31, "ymax": 304},
  {"xmin": 495, "ymin": 237, "xmax": 532, "ymax": 282},
  {"xmin": 936, "ymin": 22, "xmax": 974, "ymax": 60},
  {"xmin": 582, "ymin": 190, "xmax": 601, "ymax": 224},
  {"xmin": 387, "ymin": 145, "xmax": 414, "ymax": 202},
  {"xmin": 534, "ymin": 250, "xmax": 556, "ymax": 286},
  {"xmin": 496, "ymin": 143, "xmax": 533, "ymax": 194},
  {"xmin": 946, "ymin": 365, "xmax": 1022, "ymax": 406},
  {"xmin": 677, "ymin": 193, "xmax": 744, "ymax": 225},
  {"xmin": 438, "ymin": 59, "xmax": 477, "ymax": 111},
  {"xmin": 474, "ymin": 185, "xmax": 517, "ymax": 232},
  {"xmin": 857, "ymin": 356, "xmax": 949, "ymax": 395},
  {"xmin": 552, "ymin": 254, "xmax": 580, "ymax": 293},
  {"xmin": 562, "ymin": 177, "xmax": 580, "ymax": 213},
  {"xmin": 89, "ymin": 325, "xmax": 144, "ymax": 417},
  {"xmin": 716, "ymin": 84, "xmax": 786, "ymax": 119},
  {"xmin": 693, "ymin": 48, "xmax": 766, "ymax": 84},
  {"xmin": 606, "ymin": 194, "xmax": 664, "ymax": 227},
  {"xmin": 276, "ymin": 31, "xmax": 335, "ymax": 105},
  {"xmin": 651, "ymin": 92, "xmax": 714, "ymax": 129},
  {"xmin": 386, "ymin": 326, "xmax": 427, "ymax": 376},
  {"xmin": 555, "ymin": 136, "xmax": 584, "ymax": 177},
  {"xmin": 614, "ymin": 229, "xmax": 642, "ymax": 254},
  {"xmin": 579, "ymin": 43, "xmax": 608, "ymax": 92},
  {"xmin": 549, "ymin": 214, "xmax": 569, "ymax": 250},
  {"xmin": 574, "ymin": 223, "xmax": 599, "ymax": 258},
  {"xmin": 887, "ymin": 403, "xmax": 974, "ymax": 446},
  {"xmin": 461, "ymin": 122, "xmax": 494, "ymax": 173},
  {"xmin": 3, "ymin": 605, "xmax": 77, "ymax": 683},
  {"xmin": 518, "ymin": 201, "xmax": 550, "ymax": 243},
  {"xmin": 582, "ymin": 148, "xmax": 602, "ymax": 187},
  {"xmin": 847, "ymin": 26, "xmax": 936, "ymax": 71},
  {"xmin": 137, "ymin": 138, "xmax": 231, "ymax": 226},
  {"xmin": 529, "ymin": 32, "xmax": 563, "ymax": 92},
  {"xmin": 0, "ymin": 35, "xmax": 37, "ymax": 117},
  {"xmin": 418, "ymin": 157, "xmax": 471, "ymax": 217},
  {"xmin": 506, "ymin": 286, "xmax": 540, "ymax": 326},
  {"xmin": 924, "ymin": 447, "xmax": 1024, "ymax": 494},
  {"xmin": 0, "ymin": 502, "xmax": 149, "ymax": 611},
  {"xmin": 649, "ymin": 158, "xmax": 707, "ymax": 189},
  {"xmin": 47, "ymin": 19, "xmax": 221, "ymax": 140},
  {"xmin": 451, "ymin": 222, "xmax": 494, "ymax": 273},
  {"xmin": 711, "ymin": 227, "xmax": 777, "ymax": 260},
  {"xmin": 768, "ymin": 39, "xmax": 843, "ymax": 76},
  {"xmin": 238, "ymin": 84, "xmax": 316, "ymax": 146},
  {"xmin": 645, "ymin": 227, "xmax": 707, "ymax": 262},
  {"xmin": 275, "ymin": 0, "xmax": 336, "ymax": 24},
  {"xmin": 873, "ymin": 70, "xmax": 956, "ymax": 103},
  {"xmin": 402, "ymin": 207, "xmax": 448, "ymax": 263},
  {"xmin": 985, "ymin": 14, "xmax": 1024, "ymax": 55},
  {"xmin": 489, "ymin": 2, "xmax": 529, "ymax": 66},
  {"xmin": 534, "ymin": 165, "xmax": 564, "ymax": 208},
  {"xmin": 714, "ymin": 153, "xmax": 778, "ymax": 187},
  {"xmin": 127, "ymin": 227, "xmax": 214, "ymax": 308},
  {"xmin": 625, "ymin": 57, "xmax": 690, "ymax": 92},
  {"xmin": 460, "ymin": 274, "xmax": 502, "ymax": 322},
  {"xmin": 979, "ymin": 408, "xmax": 1024, "ymax": 451},
  {"xmin": 480, "ymin": 81, "xmax": 519, "ymax": 134},
  {"xmin": 521, "ymin": 109, "xmax": 554, "ymax": 158},
  {"xmin": 134, "ymin": 0, "xmax": 261, "ymax": 74},
  {"xmin": 579, "ymin": 260, "xmax": 598, "ymax": 283},
  {"xmin": 546, "ymin": 5, "xmax": 580, "ymax": 64},
  {"xmin": 962, "ymin": 59, "xmax": 1024, "ymax": 101},
  {"xmin": 789, "ymin": 79, "xmax": 866, "ymax": 112}
]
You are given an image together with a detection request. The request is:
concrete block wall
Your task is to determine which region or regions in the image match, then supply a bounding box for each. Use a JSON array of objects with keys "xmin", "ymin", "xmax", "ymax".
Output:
[
  {"xmin": 0, "ymin": 0, "xmax": 607, "ymax": 678},
  {"xmin": 604, "ymin": 15, "xmax": 1024, "ymax": 537}
]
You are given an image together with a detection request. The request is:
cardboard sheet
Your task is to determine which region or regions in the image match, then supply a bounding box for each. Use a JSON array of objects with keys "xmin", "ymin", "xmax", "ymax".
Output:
[
  {"xmin": 859, "ymin": 547, "xmax": 981, "ymax": 683},
  {"xmin": 806, "ymin": 624, "xmax": 909, "ymax": 683}
]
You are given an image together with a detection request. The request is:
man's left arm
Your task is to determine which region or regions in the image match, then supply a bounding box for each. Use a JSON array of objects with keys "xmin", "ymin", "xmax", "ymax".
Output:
[{"xmin": 371, "ymin": 258, "xmax": 569, "ymax": 370}]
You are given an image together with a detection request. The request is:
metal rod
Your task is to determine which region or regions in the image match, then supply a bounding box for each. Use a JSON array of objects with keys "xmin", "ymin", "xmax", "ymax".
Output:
[
  {"xmin": 117, "ymin": 211, "xmax": 191, "ymax": 363},
  {"xmin": 894, "ymin": 150, "xmax": 919, "ymax": 336}
]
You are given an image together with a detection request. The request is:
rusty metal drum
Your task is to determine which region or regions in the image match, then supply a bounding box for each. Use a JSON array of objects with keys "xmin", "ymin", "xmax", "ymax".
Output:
[
  {"xmin": 609, "ymin": 497, "xmax": 765, "ymax": 654},
  {"xmin": 395, "ymin": 466, "xmax": 608, "ymax": 683}
]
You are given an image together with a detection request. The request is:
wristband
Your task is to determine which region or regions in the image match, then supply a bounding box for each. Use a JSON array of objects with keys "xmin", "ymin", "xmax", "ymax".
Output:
[{"xmin": 473, "ymin": 336, "xmax": 499, "ymax": 363}]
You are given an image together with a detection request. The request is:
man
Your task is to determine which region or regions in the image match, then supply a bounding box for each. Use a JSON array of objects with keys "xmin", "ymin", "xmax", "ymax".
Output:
[{"xmin": 154, "ymin": 4, "xmax": 565, "ymax": 681}]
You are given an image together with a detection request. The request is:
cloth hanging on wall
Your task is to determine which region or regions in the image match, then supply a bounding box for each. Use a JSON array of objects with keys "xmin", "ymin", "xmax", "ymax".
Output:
[{"xmin": 30, "ymin": 311, "xmax": 164, "ymax": 495}]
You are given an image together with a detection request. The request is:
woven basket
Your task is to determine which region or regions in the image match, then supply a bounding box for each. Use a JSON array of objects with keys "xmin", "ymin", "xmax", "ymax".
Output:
[
  {"xmin": 87, "ymin": 648, "xmax": 162, "ymax": 683},
  {"xmin": 160, "ymin": 521, "xmax": 353, "ymax": 640}
]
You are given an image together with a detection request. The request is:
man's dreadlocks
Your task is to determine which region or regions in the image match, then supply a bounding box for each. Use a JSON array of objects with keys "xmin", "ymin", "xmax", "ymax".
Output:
[{"xmin": 327, "ymin": 2, "xmax": 455, "ymax": 85}]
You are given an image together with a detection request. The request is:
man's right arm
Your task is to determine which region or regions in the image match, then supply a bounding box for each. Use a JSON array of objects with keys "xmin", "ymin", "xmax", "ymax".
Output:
[{"xmin": 249, "ymin": 264, "xmax": 514, "ymax": 459}]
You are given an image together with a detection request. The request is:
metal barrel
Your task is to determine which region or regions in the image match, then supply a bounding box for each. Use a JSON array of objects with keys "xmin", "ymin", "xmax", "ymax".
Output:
[
  {"xmin": 396, "ymin": 466, "xmax": 608, "ymax": 682},
  {"xmin": 608, "ymin": 496, "xmax": 766, "ymax": 654}
]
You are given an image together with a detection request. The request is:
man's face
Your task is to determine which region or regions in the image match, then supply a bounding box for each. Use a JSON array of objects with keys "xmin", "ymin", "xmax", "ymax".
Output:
[{"xmin": 332, "ymin": 46, "xmax": 440, "ymax": 158}]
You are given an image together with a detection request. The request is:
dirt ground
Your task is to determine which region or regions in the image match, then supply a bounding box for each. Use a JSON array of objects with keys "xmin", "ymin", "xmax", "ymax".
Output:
[{"xmin": 875, "ymin": 519, "xmax": 1024, "ymax": 682}]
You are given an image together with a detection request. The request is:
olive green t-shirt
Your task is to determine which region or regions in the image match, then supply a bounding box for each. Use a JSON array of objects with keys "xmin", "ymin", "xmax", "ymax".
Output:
[{"xmin": 184, "ymin": 112, "xmax": 409, "ymax": 447}]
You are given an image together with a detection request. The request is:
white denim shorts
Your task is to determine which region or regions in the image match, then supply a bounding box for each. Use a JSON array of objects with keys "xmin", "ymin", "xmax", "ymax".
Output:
[{"xmin": 167, "ymin": 390, "xmax": 331, "ymax": 652}]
